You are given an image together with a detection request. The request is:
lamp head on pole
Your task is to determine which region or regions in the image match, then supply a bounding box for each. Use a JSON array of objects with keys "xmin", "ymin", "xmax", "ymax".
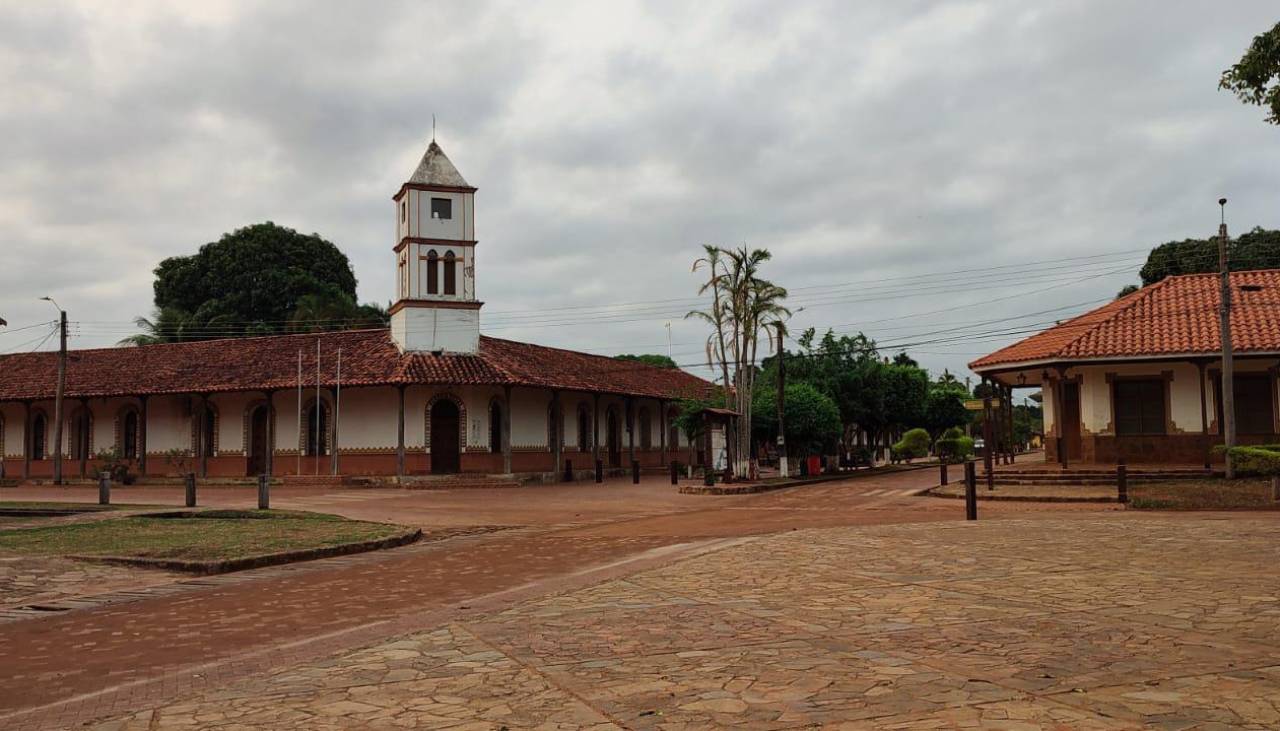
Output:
[{"xmin": 39, "ymin": 296, "xmax": 62, "ymax": 313}]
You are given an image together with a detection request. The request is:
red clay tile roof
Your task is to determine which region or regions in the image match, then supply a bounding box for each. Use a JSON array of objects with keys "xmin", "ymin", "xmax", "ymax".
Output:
[
  {"xmin": 0, "ymin": 329, "xmax": 713, "ymax": 401},
  {"xmin": 969, "ymin": 269, "xmax": 1280, "ymax": 371}
]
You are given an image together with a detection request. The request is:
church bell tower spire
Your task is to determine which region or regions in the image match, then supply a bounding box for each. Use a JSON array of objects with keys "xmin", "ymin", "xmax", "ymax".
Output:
[{"xmin": 389, "ymin": 138, "xmax": 482, "ymax": 354}]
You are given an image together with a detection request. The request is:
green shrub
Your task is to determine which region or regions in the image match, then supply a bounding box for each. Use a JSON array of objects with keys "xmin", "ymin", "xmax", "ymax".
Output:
[
  {"xmin": 892, "ymin": 428, "xmax": 931, "ymax": 461},
  {"xmin": 935, "ymin": 428, "xmax": 975, "ymax": 463},
  {"xmin": 1227, "ymin": 446, "xmax": 1280, "ymax": 476}
]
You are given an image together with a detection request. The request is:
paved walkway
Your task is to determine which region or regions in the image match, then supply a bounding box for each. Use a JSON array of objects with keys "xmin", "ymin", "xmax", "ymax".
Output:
[
  {"xmin": 0, "ymin": 463, "xmax": 1122, "ymax": 728},
  {"xmin": 91, "ymin": 513, "xmax": 1280, "ymax": 729}
]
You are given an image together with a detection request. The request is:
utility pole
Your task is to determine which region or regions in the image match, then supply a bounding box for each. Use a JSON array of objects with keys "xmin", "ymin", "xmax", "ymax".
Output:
[
  {"xmin": 40, "ymin": 298, "xmax": 67, "ymax": 485},
  {"xmin": 774, "ymin": 322, "xmax": 787, "ymax": 478},
  {"xmin": 1217, "ymin": 198, "xmax": 1237, "ymax": 479}
]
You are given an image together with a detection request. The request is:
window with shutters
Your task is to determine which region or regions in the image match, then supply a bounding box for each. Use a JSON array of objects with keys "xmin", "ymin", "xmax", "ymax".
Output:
[
  {"xmin": 1223, "ymin": 374, "xmax": 1276, "ymax": 435},
  {"xmin": 1114, "ymin": 379, "xmax": 1166, "ymax": 435},
  {"xmin": 426, "ymin": 251, "xmax": 439, "ymax": 295},
  {"xmin": 443, "ymin": 252, "xmax": 457, "ymax": 295}
]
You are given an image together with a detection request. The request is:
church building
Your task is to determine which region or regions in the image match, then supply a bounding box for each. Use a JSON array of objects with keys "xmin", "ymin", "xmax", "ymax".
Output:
[{"xmin": 0, "ymin": 142, "xmax": 712, "ymax": 481}]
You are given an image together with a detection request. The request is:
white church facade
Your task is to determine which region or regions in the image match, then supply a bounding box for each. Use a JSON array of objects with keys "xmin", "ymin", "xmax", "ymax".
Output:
[{"xmin": 0, "ymin": 142, "xmax": 711, "ymax": 481}]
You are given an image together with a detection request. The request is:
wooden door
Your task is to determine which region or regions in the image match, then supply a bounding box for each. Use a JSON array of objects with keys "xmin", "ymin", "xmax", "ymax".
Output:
[
  {"xmin": 1062, "ymin": 382, "xmax": 1082, "ymax": 460},
  {"xmin": 431, "ymin": 400, "xmax": 461, "ymax": 474},
  {"xmin": 607, "ymin": 410, "xmax": 621, "ymax": 467},
  {"xmin": 247, "ymin": 406, "xmax": 269, "ymax": 476}
]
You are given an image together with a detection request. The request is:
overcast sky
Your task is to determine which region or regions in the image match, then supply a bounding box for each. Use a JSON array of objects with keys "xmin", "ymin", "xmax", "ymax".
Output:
[{"xmin": 2, "ymin": 1, "xmax": 1278, "ymax": 386}]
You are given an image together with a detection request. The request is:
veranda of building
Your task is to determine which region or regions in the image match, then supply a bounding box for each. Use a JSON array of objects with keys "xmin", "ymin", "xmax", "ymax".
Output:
[
  {"xmin": 0, "ymin": 328, "xmax": 710, "ymax": 480},
  {"xmin": 969, "ymin": 270, "xmax": 1280, "ymax": 466}
]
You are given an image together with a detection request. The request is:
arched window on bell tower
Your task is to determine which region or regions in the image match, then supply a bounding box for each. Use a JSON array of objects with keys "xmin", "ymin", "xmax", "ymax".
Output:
[
  {"xmin": 426, "ymin": 250, "xmax": 439, "ymax": 295},
  {"xmin": 443, "ymin": 252, "xmax": 457, "ymax": 295}
]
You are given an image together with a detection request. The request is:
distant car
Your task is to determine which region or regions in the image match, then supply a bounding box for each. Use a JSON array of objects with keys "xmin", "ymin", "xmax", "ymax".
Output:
[{"xmin": 973, "ymin": 438, "xmax": 985, "ymax": 451}]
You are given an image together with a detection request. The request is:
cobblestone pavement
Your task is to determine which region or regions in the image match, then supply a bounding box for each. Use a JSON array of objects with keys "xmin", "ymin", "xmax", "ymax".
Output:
[
  {"xmin": 0, "ymin": 555, "xmax": 182, "ymax": 612},
  {"xmin": 84, "ymin": 514, "xmax": 1280, "ymax": 730}
]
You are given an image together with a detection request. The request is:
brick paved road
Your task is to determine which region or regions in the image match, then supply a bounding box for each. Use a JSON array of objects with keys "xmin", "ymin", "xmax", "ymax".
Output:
[
  {"xmin": 1, "ymin": 463, "xmax": 1122, "ymax": 728},
  {"xmin": 90, "ymin": 514, "xmax": 1280, "ymax": 730}
]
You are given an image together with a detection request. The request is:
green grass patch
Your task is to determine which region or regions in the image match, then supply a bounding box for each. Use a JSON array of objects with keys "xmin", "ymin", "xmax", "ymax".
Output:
[
  {"xmin": 1130, "ymin": 478, "xmax": 1278, "ymax": 510},
  {"xmin": 0, "ymin": 509, "xmax": 408, "ymax": 561}
]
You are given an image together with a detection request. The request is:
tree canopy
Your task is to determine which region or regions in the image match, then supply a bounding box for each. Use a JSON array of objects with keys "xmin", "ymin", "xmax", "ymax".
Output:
[
  {"xmin": 752, "ymin": 381, "xmax": 842, "ymax": 457},
  {"xmin": 614, "ymin": 354, "xmax": 678, "ymax": 369},
  {"xmin": 1220, "ymin": 21, "xmax": 1280, "ymax": 125},
  {"xmin": 1138, "ymin": 228, "xmax": 1280, "ymax": 286},
  {"xmin": 122, "ymin": 222, "xmax": 387, "ymax": 344}
]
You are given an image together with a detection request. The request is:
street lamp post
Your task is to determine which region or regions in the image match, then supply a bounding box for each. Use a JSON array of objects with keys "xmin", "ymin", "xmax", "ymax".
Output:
[{"xmin": 40, "ymin": 297, "xmax": 67, "ymax": 485}]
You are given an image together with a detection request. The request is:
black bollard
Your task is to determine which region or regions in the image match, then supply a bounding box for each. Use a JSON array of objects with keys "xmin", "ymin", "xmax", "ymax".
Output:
[
  {"xmin": 258, "ymin": 473, "xmax": 270, "ymax": 510},
  {"xmin": 594, "ymin": 459, "xmax": 603, "ymax": 484},
  {"xmin": 98, "ymin": 471, "xmax": 111, "ymax": 506},
  {"xmin": 964, "ymin": 460, "xmax": 977, "ymax": 521},
  {"xmin": 184, "ymin": 472, "xmax": 197, "ymax": 507},
  {"xmin": 632, "ymin": 459, "xmax": 641, "ymax": 484},
  {"xmin": 703, "ymin": 467, "xmax": 715, "ymax": 487},
  {"xmin": 939, "ymin": 461, "xmax": 949, "ymax": 486},
  {"xmin": 564, "ymin": 459, "xmax": 573, "ymax": 482},
  {"xmin": 1117, "ymin": 459, "xmax": 1128, "ymax": 505},
  {"xmin": 670, "ymin": 461, "xmax": 679, "ymax": 485}
]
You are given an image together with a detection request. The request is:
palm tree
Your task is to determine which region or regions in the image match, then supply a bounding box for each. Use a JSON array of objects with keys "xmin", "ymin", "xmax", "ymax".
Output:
[
  {"xmin": 686, "ymin": 245, "xmax": 789, "ymax": 478},
  {"xmin": 117, "ymin": 307, "xmax": 196, "ymax": 346}
]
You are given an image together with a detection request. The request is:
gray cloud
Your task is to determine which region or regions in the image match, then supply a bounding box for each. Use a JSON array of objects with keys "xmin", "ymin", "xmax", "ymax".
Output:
[{"xmin": 1, "ymin": 0, "xmax": 1278, "ymax": 383}]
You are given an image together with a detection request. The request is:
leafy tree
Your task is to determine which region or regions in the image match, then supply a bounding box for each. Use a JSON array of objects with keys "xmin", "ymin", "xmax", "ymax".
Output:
[
  {"xmin": 125, "ymin": 222, "xmax": 381, "ymax": 344},
  {"xmin": 1220, "ymin": 21, "xmax": 1280, "ymax": 124},
  {"xmin": 614, "ymin": 354, "xmax": 678, "ymax": 369},
  {"xmin": 1116, "ymin": 284, "xmax": 1140, "ymax": 299},
  {"xmin": 1012, "ymin": 402, "xmax": 1043, "ymax": 446},
  {"xmin": 923, "ymin": 382, "xmax": 969, "ymax": 438},
  {"xmin": 752, "ymin": 382, "xmax": 841, "ymax": 458},
  {"xmin": 287, "ymin": 292, "xmax": 388, "ymax": 333},
  {"xmin": 1139, "ymin": 228, "xmax": 1280, "ymax": 286}
]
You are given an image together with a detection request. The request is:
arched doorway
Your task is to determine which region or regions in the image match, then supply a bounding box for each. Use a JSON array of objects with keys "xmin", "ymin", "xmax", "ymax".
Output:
[
  {"xmin": 606, "ymin": 408, "xmax": 622, "ymax": 468},
  {"xmin": 31, "ymin": 413, "xmax": 47, "ymax": 461},
  {"xmin": 70, "ymin": 409, "xmax": 91, "ymax": 462},
  {"xmin": 488, "ymin": 400, "xmax": 503, "ymax": 454},
  {"xmin": 431, "ymin": 399, "xmax": 461, "ymax": 474},
  {"xmin": 247, "ymin": 405, "xmax": 270, "ymax": 476},
  {"xmin": 122, "ymin": 410, "xmax": 140, "ymax": 459}
]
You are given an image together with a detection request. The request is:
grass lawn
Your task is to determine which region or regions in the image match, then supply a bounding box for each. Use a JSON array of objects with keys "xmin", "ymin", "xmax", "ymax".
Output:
[
  {"xmin": 0, "ymin": 510, "xmax": 409, "ymax": 561},
  {"xmin": 1130, "ymin": 478, "xmax": 1279, "ymax": 510}
]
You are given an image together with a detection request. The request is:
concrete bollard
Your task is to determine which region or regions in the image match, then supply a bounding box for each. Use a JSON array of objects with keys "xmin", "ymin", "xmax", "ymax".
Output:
[
  {"xmin": 939, "ymin": 461, "xmax": 949, "ymax": 486},
  {"xmin": 670, "ymin": 461, "xmax": 679, "ymax": 485},
  {"xmin": 257, "ymin": 473, "xmax": 270, "ymax": 510},
  {"xmin": 184, "ymin": 472, "xmax": 197, "ymax": 508},
  {"xmin": 594, "ymin": 459, "xmax": 603, "ymax": 484},
  {"xmin": 564, "ymin": 459, "xmax": 573, "ymax": 482},
  {"xmin": 964, "ymin": 461, "xmax": 977, "ymax": 521},
  {"xmin": 1117, "ymin": 460, "xmax": 1128, "ymax": 505},
  {"xmin": 98, "ymin": 471, "xmax": 111, "ymax": 506},
  {"xmin": 632, "ymin": 459, "xmax": 640, "ymax": 484}
]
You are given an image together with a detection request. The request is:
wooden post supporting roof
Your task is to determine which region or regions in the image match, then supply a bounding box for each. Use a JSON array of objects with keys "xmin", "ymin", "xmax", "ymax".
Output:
[{"xmin": 502, "ymin": 385, "xmax": 513, "ymax": 475}]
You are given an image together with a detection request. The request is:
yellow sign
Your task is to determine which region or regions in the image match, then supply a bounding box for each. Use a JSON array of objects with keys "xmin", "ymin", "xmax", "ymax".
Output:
[{"xmin": 964, "ymin": 399, "xmax": 1002, "ymax": 411}]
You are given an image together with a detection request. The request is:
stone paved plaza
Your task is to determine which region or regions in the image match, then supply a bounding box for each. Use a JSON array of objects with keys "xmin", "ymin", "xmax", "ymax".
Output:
[{"xmin": 94, "ymin": 514, "xmax": 1280, "ymax": 730}]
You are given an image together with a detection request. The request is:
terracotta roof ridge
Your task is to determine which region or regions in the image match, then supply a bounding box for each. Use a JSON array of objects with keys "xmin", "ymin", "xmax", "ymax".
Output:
[
  {"xmin": 1047, "ymin": 277, "xmax": 1174, "ymax": 359},
  {"xmin": 18, "ymin": 326, "xmax": 393, "ymax": 359}
]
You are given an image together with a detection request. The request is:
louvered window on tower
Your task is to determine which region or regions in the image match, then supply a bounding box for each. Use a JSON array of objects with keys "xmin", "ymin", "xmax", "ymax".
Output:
[{"xmin": 431, "ymin": 197, "xmax": 452, "ymax": 220}]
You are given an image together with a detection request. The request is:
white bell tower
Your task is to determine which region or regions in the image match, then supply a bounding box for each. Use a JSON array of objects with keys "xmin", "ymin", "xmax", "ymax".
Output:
[{"xmin": 389, "ymin": 140, "xmax": 482, "ymax": 354}]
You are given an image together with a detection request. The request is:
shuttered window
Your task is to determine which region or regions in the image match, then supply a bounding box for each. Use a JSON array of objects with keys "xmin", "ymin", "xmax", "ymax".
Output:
[
  {"xmin": 1114, "ymin": 380, "xmax": 1166, "ymax": 435},
  {"xmin": 1227, "ymin": 375, "xmax": 1275, "ymax": 435}
]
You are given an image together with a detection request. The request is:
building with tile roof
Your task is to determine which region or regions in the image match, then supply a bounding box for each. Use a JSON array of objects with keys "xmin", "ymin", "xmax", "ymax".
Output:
[
  {"xmin": 970, "ymin": 269, "xmax": 1280, "ymax": 465},
  {"xmin": 0, "ymin": 142, "xmax": 712, "ymax": 481}
]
